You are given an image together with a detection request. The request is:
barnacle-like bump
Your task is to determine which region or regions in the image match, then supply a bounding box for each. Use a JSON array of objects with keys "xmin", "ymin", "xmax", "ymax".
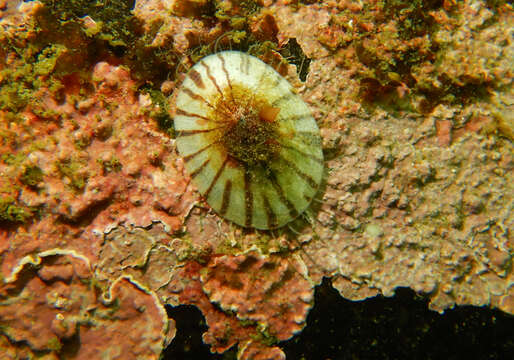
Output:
[{"xmin": 174, "ymin": 51, "xmax": 323, "ymax": 229}]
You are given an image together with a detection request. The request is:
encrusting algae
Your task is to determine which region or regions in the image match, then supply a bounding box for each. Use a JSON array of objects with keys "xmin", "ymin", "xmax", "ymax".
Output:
[{"xmin": 0, "ymin": 0, "xmax": 513, "ymax": 359}]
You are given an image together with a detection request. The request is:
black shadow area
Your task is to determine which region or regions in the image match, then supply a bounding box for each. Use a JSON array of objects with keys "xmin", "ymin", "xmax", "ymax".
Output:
[
  {"xmin": 163, "ymin": 280, "xmax": 514, "ymax": 360},
  {"xmin": 282, "ymin": 278, "xmax": 514, "ymax": 360},
  {"xmin": 163, "ymin": 304, "xmax": 236, "ymax": 360}
]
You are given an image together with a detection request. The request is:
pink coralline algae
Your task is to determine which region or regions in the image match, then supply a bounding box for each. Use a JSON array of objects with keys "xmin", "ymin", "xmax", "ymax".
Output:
[
  {"xmin": 0, "ymin": 59, "xmax": 196, "ymax": 271},
  {"xmin": 1, "ymin": 0, "xmax": 513, "ymax": 359},
  {"xmin": 95, "ymin": 225, "xmax": 312, "ymax": 358},
  {"xmin": 201, "ymin": 251, "xmax": 313, "ymax": 339},
  {"xmin": 0, "ymin": 251, "xmax": 171, "ymax": 359},
  {"xmin": 169, "ymin": 258, "xmax": 307, "ymax": 360}
]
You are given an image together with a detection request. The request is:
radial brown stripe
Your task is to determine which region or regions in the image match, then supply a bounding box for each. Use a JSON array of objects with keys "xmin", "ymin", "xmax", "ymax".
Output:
[
  {"xmin": 177, "ymin": 126, "xmax": 226, "ymax": 137},
  {"xmin": 281, "ymin": 113, "xmax": 312, "ymax": 122},
  {"xmin": 270, "ymin": 74, "xmax": 282, "ymax": 88},
  {"xmin": 217, "ymin": 54, "xmax": 234, "ymax": 101},
  {"xmin": 271, "ymin": 92, "xmax": 294, "ymax": 107},
  {"xmin": 262, "ymin": 192, "xmax": 278, "ymax": 229},
  {"xmin": 175, "ymin": 108, "xmax": 212, "ymax": 123},
  {"xmin": 183, "ymin": 139, "xmax": 221, "ymax": 162},
  {"xmin": 189, "ymin": 158, "xmax": 210, "ymax": 178},
  {"xmin": 269, "ymin": 170, "xmax": 299, "ymax": 219},
  {"xmin": 203, "ymin": 156, "xmax": 228, "ymax": 199},
  {"xmin": 241, "ymin": 52, "xmax": 250, "ymax": 75},
  {"xmin": 219, "ymin": 179, "xmax": 232, "ymax": 216},
  {"xmin": 244, "ymin": 169, "xmax": 253, "ymax": 227},
  {"xmin": 188, "ymin": 69, "xmax": 205, "ymax": 89},
  {"xmin": 182, "ymin": 87, "xmax": 233, "ymax": 121},
  {"xmin": 295, "ymin": 131, "xmax": 322, "ymax": 146},
  {"xmin": 182, "ymin": 87, "xmax": 215, "ymax": 109},
  {"xmin": 280, "ymin": 143, "xmax": 324, "ymax": 164},
  {"xmin": 279, "ymin": 156, "xmax": 318, "ymax": 189},
  {"xmin": 295, "ymin": 130, "xmax": 319, "ymax": 135},
  {"xmin": 255, "ymin": 64, "xmax": 270, "ymax": 94},
  {"xmin": 239, "ymin": 51, "xmax": 245, "ymax": 74},
  {"xmin": 201, "ymin": 61, "xmax": 224, "ymax": 98}
]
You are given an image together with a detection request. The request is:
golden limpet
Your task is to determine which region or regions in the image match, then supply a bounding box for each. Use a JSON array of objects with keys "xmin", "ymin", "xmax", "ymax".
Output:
[{"xmin": 174, "ymin": 51, "xmax": 323, "ymax": 229}]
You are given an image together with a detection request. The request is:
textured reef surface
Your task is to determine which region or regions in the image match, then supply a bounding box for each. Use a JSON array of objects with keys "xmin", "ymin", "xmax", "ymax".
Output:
[{"xmin": 0, "ymin": 0, "xmax": 512, "ymax": 359}]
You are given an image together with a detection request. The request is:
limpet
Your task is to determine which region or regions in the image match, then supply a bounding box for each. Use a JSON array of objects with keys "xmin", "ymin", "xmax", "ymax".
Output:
[{"xmin": 174, "ymin": 51, "xmax": 323, "ymax": 229}]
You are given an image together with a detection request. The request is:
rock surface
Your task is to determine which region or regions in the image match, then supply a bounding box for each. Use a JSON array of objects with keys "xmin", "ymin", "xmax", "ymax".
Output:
[{"xmin": 0, "ymin": 0, "xmax": 512, "ymax": 359}]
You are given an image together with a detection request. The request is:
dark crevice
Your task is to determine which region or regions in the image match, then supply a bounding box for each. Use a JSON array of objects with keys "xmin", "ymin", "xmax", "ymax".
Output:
[
  {"xmin": 279, "ymin": 38, "xmax": 311, "ymax": 82},
  {"xmin": 163, "ymin": 305, "xmax": 236, "ymax": 360}
]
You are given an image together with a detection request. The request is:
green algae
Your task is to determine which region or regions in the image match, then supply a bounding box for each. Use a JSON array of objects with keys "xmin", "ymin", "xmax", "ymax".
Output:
[
  {"xmin": 0, "ymin": 196, "xmax": 33, "ymax": 223},
  {"xmin": 35, "ymin": 0, "xmax": 179, "ymax": 84},
  {"xmin": 0, "ymin": 10, "xmax": 86, "ymax": 120},
  {"xmin": 74, "ymin": 134, "xmax": 92, "ymax": 150},
  {"xmin": 46, "ymin": 336, "xmax": 62, "ymax": 352},
  {"xmin": 1, "ymin": 152, "xmax": 25, "ymax": 167},
  {"xmin": 39, "ymin": 0, "xmax": 136, "ymax": 48},
  {"xmin": 97, "ymin": 156, "xmax": 122, "ymax": 174},
  {"xmin": 0, "ymin": 63, "xmax": 40, "ymax": 113},
  {"xmin": 20, "ymin": 166, "xmax": 44, "ymax": 188},
  {"xmin": 143, "ymin": 88, "xmax": 175, "ymax": 137},
  {"xmin": 380, "ymin": 0, "xmax": 441, "ymax": 38},
  {"xmin": 185, "ymin": 0, "xmax": 281, "ymax": 66},
  {"xmin": 213, "ymin": 0, "xmax": 260, "ymax": 22},
  {"xmin": 250, "ymin": 325, "xmax": 279, "ymax": 347},
  {"xmin": 326, "ymin": 0, "xmax": 511, "ymax": 113},
  {"xmin": 56, "ymin": 158, "xmax": 89, "ymax": 192},
  {"xmin": 34, "ymin": 44, "xmax": 68, "ymax": 76}
]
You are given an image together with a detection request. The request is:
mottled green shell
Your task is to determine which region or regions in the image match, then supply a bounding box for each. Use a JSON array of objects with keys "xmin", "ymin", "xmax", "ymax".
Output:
[{"xmin": 174, "ymin": 51, "xmax": 323, "ymax": 229}]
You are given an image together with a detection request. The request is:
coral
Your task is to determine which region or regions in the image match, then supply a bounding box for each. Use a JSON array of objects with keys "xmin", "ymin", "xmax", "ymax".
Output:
[{"xmin": 95, "ymin": 224, "xmax": 182, "ymax": 300}]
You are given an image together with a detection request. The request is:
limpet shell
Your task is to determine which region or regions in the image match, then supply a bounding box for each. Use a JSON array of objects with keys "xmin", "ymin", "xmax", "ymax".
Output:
[{"xmin": 174, "ymin": 51, "xmax": 323, "ymax": 229}]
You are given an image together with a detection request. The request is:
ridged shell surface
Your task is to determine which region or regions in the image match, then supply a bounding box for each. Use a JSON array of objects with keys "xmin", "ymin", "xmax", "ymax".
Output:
[{"xmin": 174, "ymin": 51, "xmax": 323, "ymax": 229}]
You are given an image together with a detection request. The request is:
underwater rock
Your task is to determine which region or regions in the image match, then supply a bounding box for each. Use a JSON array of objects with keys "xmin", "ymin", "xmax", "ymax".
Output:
[
  {"xmin": 0, "ymin": 250, "xmax": 171, "ymax": 359},
  {"xmin": 0, "ymin": 0, "xmax": 512, "ymax": 359}
]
